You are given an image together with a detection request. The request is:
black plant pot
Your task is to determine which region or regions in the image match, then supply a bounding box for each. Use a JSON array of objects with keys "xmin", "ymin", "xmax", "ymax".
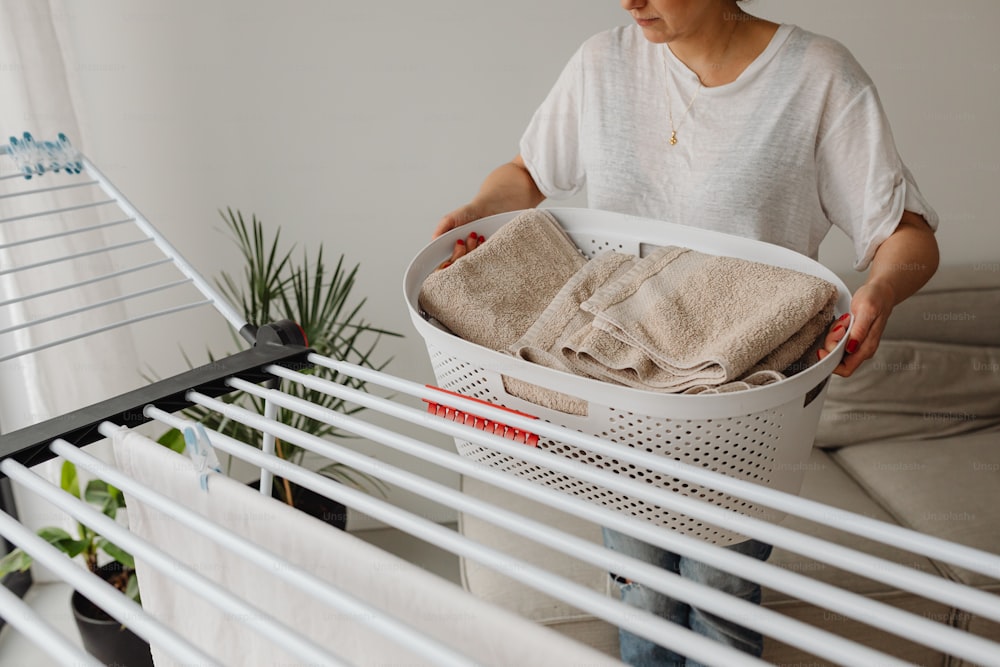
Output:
[
  {"xmin": 249, "ymin": 478, "xmax": 348, "ymax": 530},
  {"xmin": 71, "ymin": 562, "xmax": 153, "ymax": 667}
]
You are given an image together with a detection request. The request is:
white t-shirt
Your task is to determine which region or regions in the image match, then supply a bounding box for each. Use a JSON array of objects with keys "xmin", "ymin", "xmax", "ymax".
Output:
[{"xmin": 519, "ymin": 24, "xmax": 938, "ymax": 270}]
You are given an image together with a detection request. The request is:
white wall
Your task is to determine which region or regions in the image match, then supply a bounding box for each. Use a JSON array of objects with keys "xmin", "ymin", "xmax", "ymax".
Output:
[{"xmin": 45, "ymin": 0, "xmax": 999, "ymax": 528}]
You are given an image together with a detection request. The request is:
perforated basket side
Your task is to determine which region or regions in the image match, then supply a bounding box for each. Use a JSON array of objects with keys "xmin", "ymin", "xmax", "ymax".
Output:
[
  {"xmin": 426, "ymin": 343, "xmax": 825, "ymax": 546},
  {"xmin": 407, "ymin": 208, "xmax": 850, "ymax": 545}
]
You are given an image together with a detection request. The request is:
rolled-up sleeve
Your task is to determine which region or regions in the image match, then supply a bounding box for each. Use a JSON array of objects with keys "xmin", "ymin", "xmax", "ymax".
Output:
[
  {"xmin": 816, "ymin": 85, "xmax": 939, "ymax": 271},
  {"xmin": 519, "ymin": 45, "xmax": 587, "ymax": 200}
]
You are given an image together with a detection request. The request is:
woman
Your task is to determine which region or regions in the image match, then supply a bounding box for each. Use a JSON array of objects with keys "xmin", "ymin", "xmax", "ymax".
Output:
[{"xmin": 434, "ymin": 1, "xmax": 939, "ymax": 663}]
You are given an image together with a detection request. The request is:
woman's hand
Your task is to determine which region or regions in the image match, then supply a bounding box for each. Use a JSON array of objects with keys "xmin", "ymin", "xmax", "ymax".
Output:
[
  {"xmin": 432, "ymin": 155, "xmax": 546, "ymax": 239},
  {"xmin": 817, "ymin": 210, "xmax": 938, "ymax": 378},
  {"xmin": 817, "ymin": 281, "xmax": 896, "ymax": 377},
  {"xmin": 433, "ymin": 205, "xmax": 488, "ymax": 239},
  {"xmin": 435, "ymin": 230, "xmax": 486, "ymax": 270}
]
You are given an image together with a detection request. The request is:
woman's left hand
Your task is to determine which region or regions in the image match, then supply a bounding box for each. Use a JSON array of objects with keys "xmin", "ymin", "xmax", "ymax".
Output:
[
  {"xmin": 816, "ymin": 210, "xmax": 939, "ymax": 378},
  {"xmin": 435, "ymin": 231, "xmax": 486, "ymax": 271},
  {"xmin": 817, "ymin": 281, "xmax": 896, "ymax": 377}
]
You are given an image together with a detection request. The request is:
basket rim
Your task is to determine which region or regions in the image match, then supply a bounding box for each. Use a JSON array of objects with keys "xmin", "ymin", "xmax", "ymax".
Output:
[{"xmin": 403, "ymin": 207, "xmax": 853, "ymax": 419}]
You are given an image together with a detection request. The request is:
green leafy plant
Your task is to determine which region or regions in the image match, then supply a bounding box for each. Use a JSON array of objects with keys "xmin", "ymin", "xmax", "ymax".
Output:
[
  {"xmin": 159, "ymin": 208, "xmax": 400, "ymax": 505},
  {"xmin": 0, "ymin": 461, "xmax": 140, "ymax": 603}
]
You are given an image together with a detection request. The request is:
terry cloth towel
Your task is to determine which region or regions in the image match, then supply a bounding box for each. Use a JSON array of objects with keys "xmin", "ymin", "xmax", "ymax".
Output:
[
  {"xmin": 503, "ymin": 251, "xmax": 636, "ymax": 414},
  {"xmin": 510, "ymin": 250, "xmax": 799, "ymax": 394},
  {"xmin": 510, "ymin": 250, "xmax": 637, "ymax": 375},
  {"xmin": 110, "ymin": 428, "xmax": 618, "ymax": 667},
  {"xmin": 418, "ymin": 208, "xmax": 586, "ymax": 351},
  {"xmin": 569, "ymin": 246, "xmax": 838, "ymax": 392}
]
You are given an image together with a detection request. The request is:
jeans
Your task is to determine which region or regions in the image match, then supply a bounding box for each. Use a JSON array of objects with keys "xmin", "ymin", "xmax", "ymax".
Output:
[{"xmin": 602, "ymin": 528, "xmax": 773, "ymax": 667}]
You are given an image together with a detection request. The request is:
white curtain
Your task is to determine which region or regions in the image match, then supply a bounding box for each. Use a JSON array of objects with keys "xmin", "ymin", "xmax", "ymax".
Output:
[{"xmin": 0, "ymin": 0, "xmax": 143, "ymax": 581}]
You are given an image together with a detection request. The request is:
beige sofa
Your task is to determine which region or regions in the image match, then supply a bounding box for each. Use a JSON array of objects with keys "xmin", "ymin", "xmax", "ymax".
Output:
[{"xmin": 458, "ymin": 264, "xmax": 1000, "ymax": 666}]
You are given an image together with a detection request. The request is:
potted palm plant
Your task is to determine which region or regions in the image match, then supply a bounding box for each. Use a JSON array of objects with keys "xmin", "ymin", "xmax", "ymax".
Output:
[
  {"xmin": 0, "ymin": 460, "xmax": 152, "ymax": 666},
  {"xmin": 159, "ymin": 209, "xmax": 399, "ymax": 527}
]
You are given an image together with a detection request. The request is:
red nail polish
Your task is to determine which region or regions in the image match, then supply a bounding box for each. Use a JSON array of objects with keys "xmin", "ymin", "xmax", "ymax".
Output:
[
  {"xmin": 478, "ymin": 235, "xmax": 486, "ymax": 243},
  {"xmin": 838, "ymin": 313, "xmax": 850, "ymax": 322},
  {"xmin": 456, "ymin": 238, "xmax": 465, "ymax": 245},
  {"xmin": 846, "ymin": 339, "xmax": 859, "ymax": 354},
  {"xmin": 832, "ymin": 324, "xmax": 843, "ymax": 333}
]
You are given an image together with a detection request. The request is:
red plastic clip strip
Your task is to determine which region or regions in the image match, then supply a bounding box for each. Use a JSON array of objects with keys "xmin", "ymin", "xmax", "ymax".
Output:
[{"xmin": 423, "ymin": 386, "xmax": 540, "ymax": 447}]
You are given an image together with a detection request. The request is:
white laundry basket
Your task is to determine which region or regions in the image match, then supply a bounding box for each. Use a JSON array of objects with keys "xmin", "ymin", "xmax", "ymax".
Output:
[{"xmin": 404, "ymin": 208, "xmax": 853, "ymax": 545}]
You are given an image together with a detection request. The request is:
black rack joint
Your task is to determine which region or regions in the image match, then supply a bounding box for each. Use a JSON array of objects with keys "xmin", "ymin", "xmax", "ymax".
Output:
[{"xmin": 0, "ymin": 320, "xmax": 311, "ymax": 475}]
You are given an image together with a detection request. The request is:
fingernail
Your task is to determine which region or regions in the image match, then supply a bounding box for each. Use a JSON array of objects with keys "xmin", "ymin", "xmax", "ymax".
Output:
[
  {"xmin": 832, "ymin": 324, "xmax": 843, "ymax": 333},
  {"xmin": 838, "ymin": 313, "xmax": 850, "ymax": 322},
  {"xmin": 478, "ymin": 235, "xmax": 486, "ymax": 244},
  {"xmin": 846, "ymin": 339, "xmax": 859, "ymax": 354},
  {"xmin": 456, "ymin": 238, "xmax": 465, "ymax": 245}
]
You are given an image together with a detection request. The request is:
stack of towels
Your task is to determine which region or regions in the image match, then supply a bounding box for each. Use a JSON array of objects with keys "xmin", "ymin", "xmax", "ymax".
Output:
[{"xmin": 419, "ymin": 209, "xmax": 838, "ymax": 399}]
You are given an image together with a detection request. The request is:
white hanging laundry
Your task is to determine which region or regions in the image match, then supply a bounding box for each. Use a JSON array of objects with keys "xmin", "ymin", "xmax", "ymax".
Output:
[{"xmin": 111, "ymin": 427, "xmax": 619, "ymax": 667}]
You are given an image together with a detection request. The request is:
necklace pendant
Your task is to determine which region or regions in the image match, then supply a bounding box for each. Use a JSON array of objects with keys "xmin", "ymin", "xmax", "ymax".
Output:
[{"xmin": 669, "ymin": 131, "xmax": 678, "ymax": 146}]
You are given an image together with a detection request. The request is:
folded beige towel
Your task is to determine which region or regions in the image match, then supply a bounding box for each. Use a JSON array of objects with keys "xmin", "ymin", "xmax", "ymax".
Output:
[
  {"xmin": 509, "ymin": 250, "xmax": 637, "ymax": 375},
  {"xmin": 509, "ymin": 249, "xmax": 803, "ymax": 395},
  {"xmin": 501, "ymin": 251, "xmax": 635, "ymax": 413},
  {"xmin": 567, "ymin": 246, "xmax": 838, "ymax": 392},
  {"xmin": 745, "ymin": 298, "xmax": 837, "ymax": 378},
  {"xmin": 682, "ymin": 370, "xmax": 785, "ymax": 395},
  {"xmin": 418, "ymin": 209, "xmax": 586, "ymax": 350}
]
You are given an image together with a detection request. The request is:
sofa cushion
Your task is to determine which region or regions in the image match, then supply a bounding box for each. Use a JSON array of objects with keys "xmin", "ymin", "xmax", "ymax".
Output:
[
  {"xmin": 762, "ymin": 450, "xmax": 951, "ymax": 666},
  {"xmin": 815, "ymin": 340, "xmax": 1000, "ymax": 448},
  {"xmin": 831, "ymin": 430, "xmax": 1000, "ymax": 586},
  {"xmin": 765, "ymin": 449, "xmax": 943, "ymax": 602},
  {"xmin": 459, "ymin": 450, "xmax": 937, "ymax": 611},
  {"xmin": 763, "ymin": 593, "xmax": 949, "ymax": 667},
  {"xmin": 960, "ymin": 588, "xmax": 1000, "ymax": 667},
  {"xmin": 838, "ymin": 264, "xmax": 1000, "ymax": 346}
]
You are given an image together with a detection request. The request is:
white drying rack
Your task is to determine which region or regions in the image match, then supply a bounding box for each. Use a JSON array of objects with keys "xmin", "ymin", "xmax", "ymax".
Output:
[{"xmin": 0, "ymin": 136, "xmax": 998, "ymax": 666}]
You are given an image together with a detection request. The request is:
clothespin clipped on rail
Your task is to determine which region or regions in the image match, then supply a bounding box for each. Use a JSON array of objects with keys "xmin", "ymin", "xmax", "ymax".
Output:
[
  {"xmin": 183, "ymin": 424, "xmax": 223, "ymax": 491},
  {"xmin": 6, "ymin": 132, "xmax": 83, "ymax": 179}
]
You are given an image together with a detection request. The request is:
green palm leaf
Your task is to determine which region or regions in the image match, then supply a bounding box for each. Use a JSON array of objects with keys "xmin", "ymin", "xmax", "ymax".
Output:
[{"xmin": 161, "ymin": 208, "xmax": 401, "ymax": 500}]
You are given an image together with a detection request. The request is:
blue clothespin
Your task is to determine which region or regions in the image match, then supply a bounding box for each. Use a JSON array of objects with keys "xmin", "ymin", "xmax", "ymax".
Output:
[
  {"xmin": 6, "ymin": 132, "xmax": 82, "ymax": 179},
  {"xmin": 7, "ymin": 134, "xmax": 33, "ymax": 179},
  {"xmin": 58, "ymin": 133, "xmax": 84, "ymax": 173},
  {"xmin": 183, "ymin": 424, "xmax": 222, "ymax": 491}
]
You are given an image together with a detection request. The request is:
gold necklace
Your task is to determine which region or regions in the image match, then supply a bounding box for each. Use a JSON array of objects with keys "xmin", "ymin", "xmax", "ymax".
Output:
[
  {"xmin": 663, "ymin": 20, "xmax": 740, "ymax": 146},
  {"xmin": 666, "ymin": 75, "xmax": 701, "ymax": 146}
]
